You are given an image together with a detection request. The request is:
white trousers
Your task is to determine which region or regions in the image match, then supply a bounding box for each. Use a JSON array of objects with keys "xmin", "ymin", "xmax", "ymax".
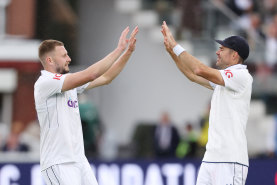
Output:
[
  {"xmin": 42, "ymin": 161, "xmax": 98, "ymax": 185},
  {"xmin": 196, "ymin": 162, "xmax": 248, "ymax": 185}
]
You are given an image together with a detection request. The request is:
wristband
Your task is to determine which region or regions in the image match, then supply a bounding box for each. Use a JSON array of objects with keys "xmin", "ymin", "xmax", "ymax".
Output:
[{"xmin": 173, "ymin": 44, "xmax": 185, "ymax": 56}]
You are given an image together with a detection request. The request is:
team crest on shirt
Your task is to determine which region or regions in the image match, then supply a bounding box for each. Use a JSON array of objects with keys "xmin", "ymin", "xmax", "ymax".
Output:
[
  {"xmin": 224, "ymin": 69, "xmax": 233, "ymax": 78},
  {"xmin": 53, "ymin": 74, "xmax": 62, "ymax": 80},
  {"xmin": 67, "ymin": 98, "xmax": 78, "ymax": 108}
]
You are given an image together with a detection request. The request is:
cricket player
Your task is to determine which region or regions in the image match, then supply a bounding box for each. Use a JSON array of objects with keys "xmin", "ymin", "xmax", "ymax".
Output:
[
  {"xmin": 161, "ymin": 21, "xmax": 252, "ymax": 185},
  {"xmin": 34, "ymin": 26, "xmax": 138, "ymax": 185}
]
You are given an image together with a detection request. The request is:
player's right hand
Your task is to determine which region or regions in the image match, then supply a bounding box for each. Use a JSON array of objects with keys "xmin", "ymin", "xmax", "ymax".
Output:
[
  {"xmin": 127, "ymin": 26, "xmax": 139, "ymax": 52},
  {"xmin": 161, "ymin": 21, "xmax": 177, "ymax": 53},
  {"xmin": 117, "ymin": 26, "xmax": 130, "ymax": 52}
]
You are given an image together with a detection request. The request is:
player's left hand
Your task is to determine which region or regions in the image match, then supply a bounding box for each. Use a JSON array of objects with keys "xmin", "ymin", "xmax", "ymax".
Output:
[
  {"xmin": 117, "ymin": 26, "xmax": 130, "ymax": 52},
  {"xmin": 161, "ymin": 21, "xmax": 177, "ymax": 52}
]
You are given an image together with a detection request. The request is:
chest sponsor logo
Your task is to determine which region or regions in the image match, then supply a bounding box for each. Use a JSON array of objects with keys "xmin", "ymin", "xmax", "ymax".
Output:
[
  {"xmin": 224, "ymin": 69, "xmax": 233, "ymax": 78},
  {"xmin": 67, "ymin": 98, "xmax": 78, "ymax": 108},
  {"xmin": 53, "ymin": 74, "xmax": 62, "ymax": 80}
]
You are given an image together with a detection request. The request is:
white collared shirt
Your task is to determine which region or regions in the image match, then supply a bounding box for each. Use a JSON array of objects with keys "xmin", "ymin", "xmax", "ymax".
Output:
[
  {"xmin": 34, "ymin": 70, "xmax": 89, "ymax": 170},
  {"xmin": 204, "ymin": 64, "xmax": 253, "ymax": 166}
]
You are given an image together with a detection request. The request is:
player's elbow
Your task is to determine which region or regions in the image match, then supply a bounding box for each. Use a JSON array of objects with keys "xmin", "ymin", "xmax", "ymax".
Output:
[
  {"xmin": 182, "ymin": 71, "xmax": 195, "ymax": 82},
  {"xmin": 91, "ymin": 73, "xmax": 99, "ymax": 81},
  {"xmin": 102, "ymin": 76, "xmax": 113, "ymax": 85},
  {"xmin": 104, "ymin": 79, "xmax": 113, "ymax": 85},
  {"xmin": 188, "ymin": 75, "xmax": 196, "ymax": 83},
  {"xmin": 194, "ymin": 66, "xmax": 205, "ymax": 77}
]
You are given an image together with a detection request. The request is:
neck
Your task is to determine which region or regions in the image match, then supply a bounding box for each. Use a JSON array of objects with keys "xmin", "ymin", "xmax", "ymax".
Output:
[
  {"xmin": 44, "ymin": 66, "xmax": 57, "ymax": 74},
  {"xmin": 224, "ymin": 61, "xmax": 240, "ymax": 69}
]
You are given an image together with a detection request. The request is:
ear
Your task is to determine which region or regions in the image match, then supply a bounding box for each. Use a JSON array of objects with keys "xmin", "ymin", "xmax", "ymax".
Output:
[
  {"xmin": 46, "ymin": 56, "xmax": 53, "ymax": 65},
  {"xmin": 232, "ymin": 51, "xmax": 239, "ymax": 60},
  {"xmin": 233, "ymin": 51, "xmax": 242, "ymax": 64}
]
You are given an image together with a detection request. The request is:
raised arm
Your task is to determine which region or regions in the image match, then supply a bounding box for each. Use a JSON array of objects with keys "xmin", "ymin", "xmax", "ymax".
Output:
[
  {"xmin": 161, "ymin": 28, "xmax": 212, "ymax": 89},
  {"xmin": 61, "ymin": 27, "xmax": 130, "ymax": 92},
  {"xmin": 86, "ymin": 26, "xmax": 139, "ymax": 89},
  {"xmin": 161, "ymin": 21, "xmax": 224, "ymax": 88}
]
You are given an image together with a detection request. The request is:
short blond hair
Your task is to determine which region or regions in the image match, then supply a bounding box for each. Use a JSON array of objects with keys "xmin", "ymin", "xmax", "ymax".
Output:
[{"xmin": 38, "ymin": 40, "xmax": 64, "ymax": 63}]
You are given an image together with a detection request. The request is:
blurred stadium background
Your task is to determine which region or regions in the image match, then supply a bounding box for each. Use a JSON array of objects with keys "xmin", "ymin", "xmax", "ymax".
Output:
[{"xmin": 0, "ymin": 0, "xmax": 276, "ymax": 184}]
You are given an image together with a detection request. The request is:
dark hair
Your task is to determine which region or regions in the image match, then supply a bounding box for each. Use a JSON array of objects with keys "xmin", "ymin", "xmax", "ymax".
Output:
[{"xmin": 38, "ymin": 40, "xmax": 64, "ymax": 62}]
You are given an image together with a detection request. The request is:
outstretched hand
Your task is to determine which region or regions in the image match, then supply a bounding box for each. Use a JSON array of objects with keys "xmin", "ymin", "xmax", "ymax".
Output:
[
  {"xmin": 117, "ymin": 26, "xmax": 130, "ymax": 51},
  {"xmin": 127, "ymin": 26, "xmax": 139, "ymax": 52},
  {"xmin": 161, "ymin": 21, "xmax": 177, "ymax": 53}
]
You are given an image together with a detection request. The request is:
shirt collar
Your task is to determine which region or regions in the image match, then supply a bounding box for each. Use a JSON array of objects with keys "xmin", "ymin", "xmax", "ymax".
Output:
[
  {"xmin": 41, "ymin": 70, "xmax": 55, "ymax": 76},
  {"xmin": 41, "ymin": 70, "xmax": 64, "ymax": 76},
  {"xmin": 225, "ymin": 64, "xmax": 247, "ymax": 70}
]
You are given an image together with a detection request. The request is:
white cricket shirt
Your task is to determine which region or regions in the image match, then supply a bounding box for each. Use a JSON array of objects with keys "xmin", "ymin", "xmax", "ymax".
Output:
[
  {"xmin": 203, "ymin": 64, "xmax": 253, "ymax": 166},
  {"xmin": 34, "ymin": 70, "xmax": 89, "ymax": 170}
]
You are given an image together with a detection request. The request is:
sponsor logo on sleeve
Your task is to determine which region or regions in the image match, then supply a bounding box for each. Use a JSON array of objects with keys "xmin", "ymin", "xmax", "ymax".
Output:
[
  {"xmin": 53, "ymin": 74, "xmax": 62, "ymax": 80},
  {"xmin": 224, "ymin": 69, "xmax": 233, "ymax": 78}
]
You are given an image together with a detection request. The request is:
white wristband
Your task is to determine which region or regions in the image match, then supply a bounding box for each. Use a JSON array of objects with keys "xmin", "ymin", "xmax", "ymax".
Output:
[{"xmin": 173, "ymin": 44, "xmax": 185, "ymax": 56}]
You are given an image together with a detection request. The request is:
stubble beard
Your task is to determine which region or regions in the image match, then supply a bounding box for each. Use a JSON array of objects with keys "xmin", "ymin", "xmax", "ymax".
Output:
[
  {"xmin": 216, "ymin": 63, "xmax": 224, "ymax": 70},
  {"xmin": 60, "ymin": 67, "xmax": 69, "ymax": 74},
  {"xmin": 216, "ymin": 58, "xmax": 227, "ymax": 70},
  {"xmin": 56, "ymin": 65, "xmax": 69, "ymax": 74}
]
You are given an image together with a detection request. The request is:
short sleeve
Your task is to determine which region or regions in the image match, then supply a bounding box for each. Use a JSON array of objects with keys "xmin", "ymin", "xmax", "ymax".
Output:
[
  {"xmin": 77, "ymin": 83, "xmax": 89, "ymax": 94},
  {"xmin": 209, "ymin": 81, "xmax": 217, "ymax": 89},
  {"xmin": 219, "ymin": 69, "xmax": 249, "ymax": 92},
  {"xmin": 39, "ymin": 73, "xmax": 66, "ymax": 98}
]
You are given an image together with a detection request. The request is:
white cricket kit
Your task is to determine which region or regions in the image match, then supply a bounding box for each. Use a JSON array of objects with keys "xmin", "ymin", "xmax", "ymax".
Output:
[
  {"xmin": 196, "ymin": 162, "xmax": 248, "ymax": 185},
  {"xmin": 204, "ymin": 64, "xmax": 253, "ymax": 166},
  {"xmin": 34, "ymin": 70, "xmax": 89, "ymax": 171}
]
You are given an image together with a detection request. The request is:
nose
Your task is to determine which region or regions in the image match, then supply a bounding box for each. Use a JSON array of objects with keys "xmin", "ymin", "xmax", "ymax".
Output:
[
  {"xmin": 67, "ymin": 56, "xmax": 71, "ymax": 63},
  {"xmin": 216, "ymin": 49, "xmax": 220, "ymax": 56}
]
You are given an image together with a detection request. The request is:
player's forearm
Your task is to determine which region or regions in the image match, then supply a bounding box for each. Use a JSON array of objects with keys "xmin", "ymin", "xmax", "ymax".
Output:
[
  {"xmin": 178, "ymin": 51, "xmax": 204, "ymax": 74},
  {"xmin": 85, "ymin": 47, "xmax": 125, "ymax": 80},
  {"xmin": 168, "ymin": 50, "xmax": 196, "ymax": 81},
  {"xmin": 85, "ymin": 50, "xmax": 132, "ymax": 90},
  {"xmin": 102, "ymin": 49, "xmax": 132, "ymax": 83},
  {"xmin": 87, "ymin": 26, "xmax": 130, "ymax": 79},
  {"xmin": 177, "ymin": 51, "xmax": 219, "ymax": 88},
  {"xmin": 61, "ymin": 48, "xmax": 124, "ymax": 92},
  {"xmin": 169, "ymin": 52, "xmax": 212, "ymax": 89}
]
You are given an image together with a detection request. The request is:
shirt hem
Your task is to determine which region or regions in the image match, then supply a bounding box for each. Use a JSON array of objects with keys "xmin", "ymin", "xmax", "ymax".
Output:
[
  {"xmin": 41, "ymin": 159, "xmax": 76, "ymax": 171},
  {"xmin": 40, "ymin": 155, "xmax": 87, "ymax": 171},
  {"xmin": 202, "ymin": 160, "xmax": 249, "ymax": 167}
]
